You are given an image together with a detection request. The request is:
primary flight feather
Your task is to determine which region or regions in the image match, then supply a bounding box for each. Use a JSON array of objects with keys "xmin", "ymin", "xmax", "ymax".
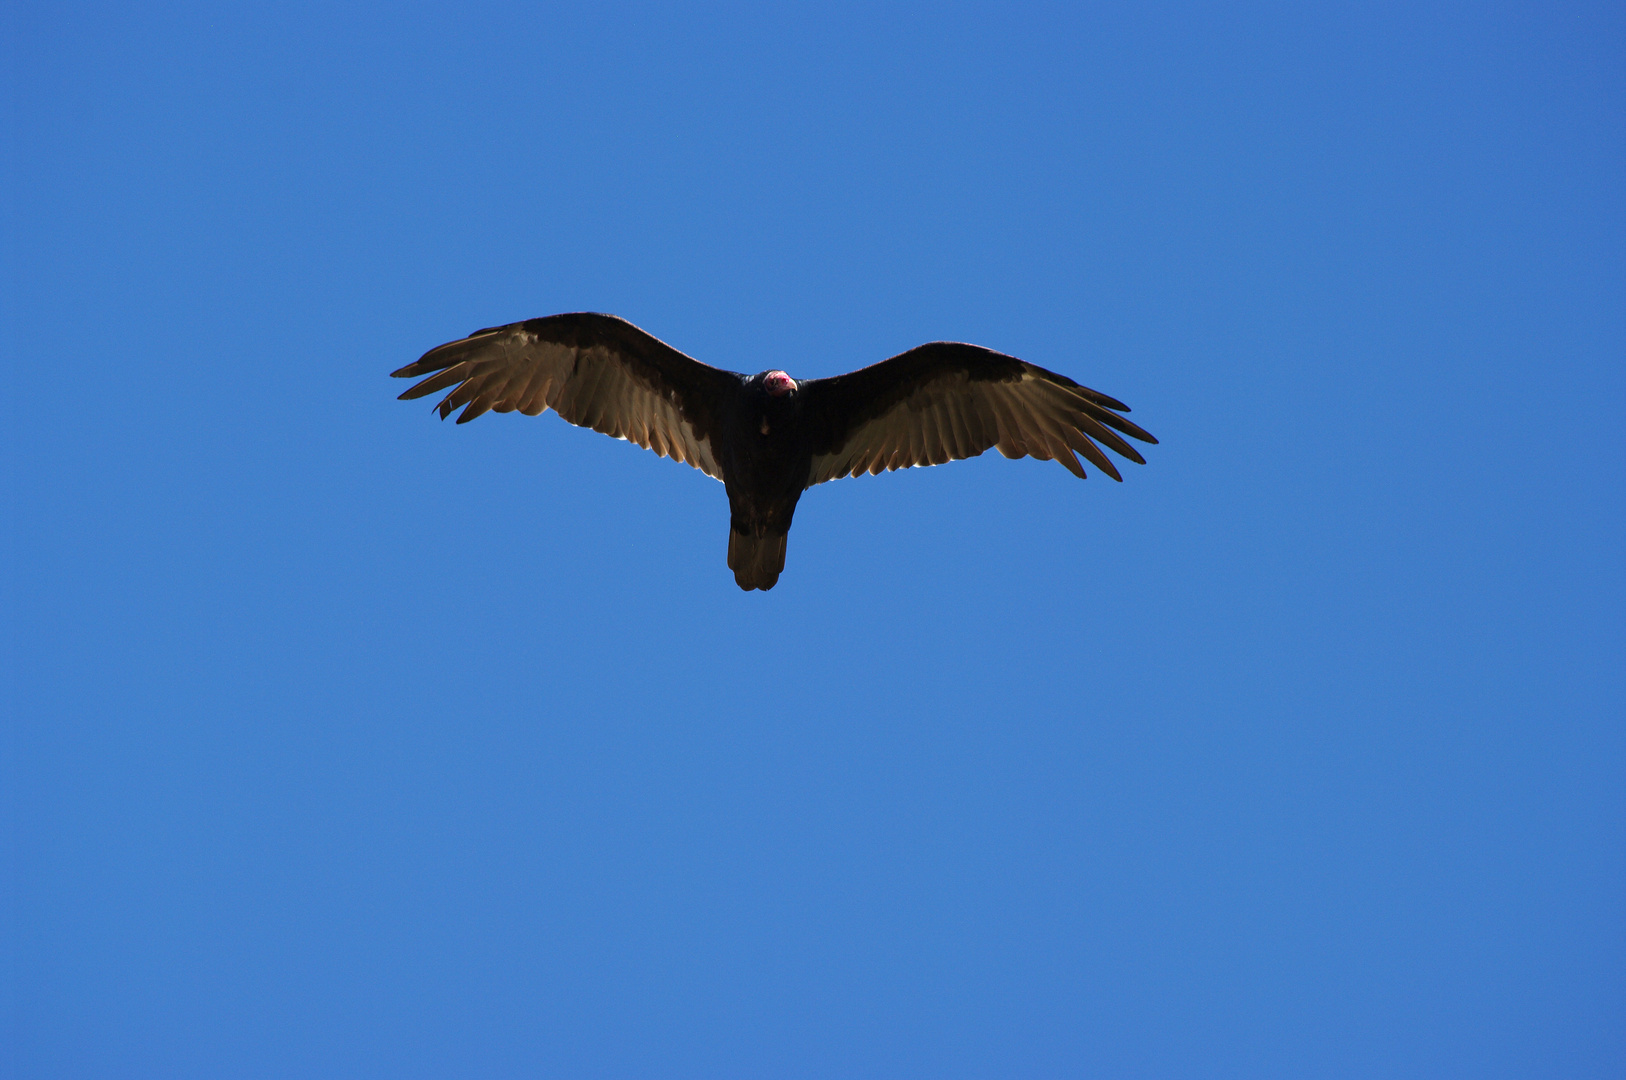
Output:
[{"xmin": 392, "ymin": 312, "xmax": 1157, "ymax": 590}]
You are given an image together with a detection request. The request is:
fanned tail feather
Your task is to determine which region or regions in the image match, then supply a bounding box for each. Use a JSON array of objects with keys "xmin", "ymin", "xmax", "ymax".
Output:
[{"xmin": 727, "ymin": 528, "xmax": 788, "ymax": 591}]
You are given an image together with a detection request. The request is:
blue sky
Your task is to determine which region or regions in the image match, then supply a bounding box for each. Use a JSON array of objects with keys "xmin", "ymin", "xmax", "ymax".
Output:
[{"xmin": 5, "ymin": 2, "xmax": 1623, "ymax": 1076}]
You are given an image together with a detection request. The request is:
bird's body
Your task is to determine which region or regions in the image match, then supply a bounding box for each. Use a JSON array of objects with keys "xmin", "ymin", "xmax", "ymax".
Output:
[
  {"xmin": 392, "ymin": 312, "xmax": 1157, "ymax": 590},
  {"xmin": 714, "ymin": 373, "xmax": 812, "ymax": 587}
]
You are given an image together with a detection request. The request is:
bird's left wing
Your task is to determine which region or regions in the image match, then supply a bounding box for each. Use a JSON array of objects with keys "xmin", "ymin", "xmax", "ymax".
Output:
[
  {"xmin": 392, "ymin": 312, "xmax": 738, "ymax": 480},
  {"xmin": 798, "ymin": 341, "xmax": 1157, "ymax": 487}
]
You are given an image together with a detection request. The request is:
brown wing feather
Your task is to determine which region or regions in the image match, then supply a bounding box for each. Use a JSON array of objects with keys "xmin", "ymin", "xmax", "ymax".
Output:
[
  {"xmin": 392, "ymin": 312, "xmax": 736, "ymax": 480},
  {"xmin": 799, "ymin": 341, "xmax": 1156, "ymax": 487}
]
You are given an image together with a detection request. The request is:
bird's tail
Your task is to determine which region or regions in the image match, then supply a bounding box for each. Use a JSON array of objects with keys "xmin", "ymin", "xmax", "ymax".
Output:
[{"xmin": 727, "ymin": 527, "xmax": 788, "ymax": 591}]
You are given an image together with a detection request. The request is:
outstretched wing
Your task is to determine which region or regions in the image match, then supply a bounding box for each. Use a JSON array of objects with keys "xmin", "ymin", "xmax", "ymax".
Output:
[
  {"xmin": 391, "ymin": 312, "xmax": 739, "ymax": 480},
  {"xmin": 799, "ymin": 342, "xmax": 1157, "ymax": 486}
]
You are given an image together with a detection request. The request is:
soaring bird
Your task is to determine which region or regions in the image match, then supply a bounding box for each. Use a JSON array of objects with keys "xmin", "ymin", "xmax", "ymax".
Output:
[{"xmin": 392, "ymin": 312, "xmax": 1157, "ymax": 591}]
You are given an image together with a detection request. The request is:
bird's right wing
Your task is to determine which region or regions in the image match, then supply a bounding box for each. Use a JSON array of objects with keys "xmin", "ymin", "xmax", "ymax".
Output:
[
  {"xmin": 798, "ymin": 342, "xmax": 1157, "ymax": 486},
  {"xmin": 392, "ymin": 312, "xmax": 738, "ymax": 480}
]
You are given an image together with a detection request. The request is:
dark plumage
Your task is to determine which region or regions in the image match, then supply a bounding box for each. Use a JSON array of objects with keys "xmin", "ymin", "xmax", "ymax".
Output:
[{"xmin": 392, "ymin": 312, "xmax": 1158, "ymax": 590}]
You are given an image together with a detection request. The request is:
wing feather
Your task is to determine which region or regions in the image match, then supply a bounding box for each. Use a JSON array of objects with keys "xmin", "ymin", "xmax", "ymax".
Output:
[
  {"xmin": 518, "ymin": 371, "xmax": 553, "ymax": 417},
  {"xmin": 799, "ymin": 341, "xmax": 1156, "ymax": 486},
  {"xmin": 437, "ymin": 378, "xmax": 477, "ymax": 419},
  {"xmin": 986, "ymin": 386, "xmax": 1031, "ymax": 459},
  {"xmin": 950, "ymin": 394, "xmax": 982, "ymax": 459},
  {"xmin": 906, "ymin": 407, "xmax": 927, "ymax": 467},
  {"xmin": 648, "ymin": 404, "xmax": 673, "ymax": 458},
  {"xmin": 393, "ymin": 313, "xmax": 737, "ymax": 481},
  {"xmin": 924, "ymin": 399, "xmax": 952, "ymax": 465}
]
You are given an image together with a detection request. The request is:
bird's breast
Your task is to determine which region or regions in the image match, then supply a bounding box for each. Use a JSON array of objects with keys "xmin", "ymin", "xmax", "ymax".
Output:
[{"xmin": 722, "ymin": 408, "xmax": 809, "ymax": 493}]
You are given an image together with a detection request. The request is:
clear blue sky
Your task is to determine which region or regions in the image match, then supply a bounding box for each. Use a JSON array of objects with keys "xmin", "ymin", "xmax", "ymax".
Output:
[{"xmin": 5, "ymin": 2, "xmax": 1622, "ymax": 1076}]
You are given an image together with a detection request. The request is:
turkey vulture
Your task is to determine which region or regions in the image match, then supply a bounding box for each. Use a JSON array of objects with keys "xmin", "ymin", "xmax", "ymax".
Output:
[{"xmin": 392, "ymin": 312, "xmax": 1157, "ymax": 591}]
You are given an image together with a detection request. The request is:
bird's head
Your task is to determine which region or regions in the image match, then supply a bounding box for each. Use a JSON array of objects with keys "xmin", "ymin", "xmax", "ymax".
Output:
[{"xmin": 760, "ymin": 370, "xmax": 797, "ymax": 397}]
